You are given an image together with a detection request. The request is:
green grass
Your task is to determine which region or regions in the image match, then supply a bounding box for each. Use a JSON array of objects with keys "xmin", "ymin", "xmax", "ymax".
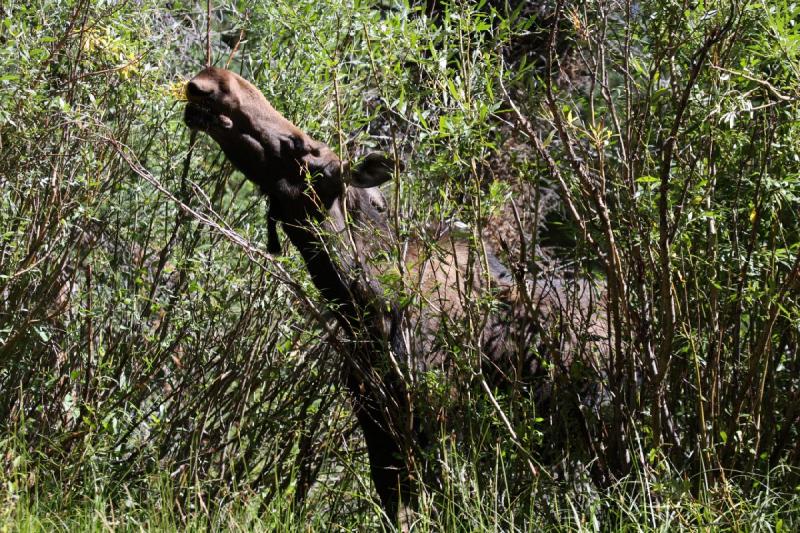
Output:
[
  {"xmin": 3, "ymin": 434, "xmax": 798, "ymax": 532},
  {"xmin": 3, "ymin": 478, "xmax": 798, "ymax": 531}
]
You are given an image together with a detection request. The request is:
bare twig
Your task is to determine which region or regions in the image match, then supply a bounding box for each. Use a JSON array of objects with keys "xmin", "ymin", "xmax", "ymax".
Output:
[{"xmin": 206, "ymin": 0, "xmax": 212, "ymax": 67}]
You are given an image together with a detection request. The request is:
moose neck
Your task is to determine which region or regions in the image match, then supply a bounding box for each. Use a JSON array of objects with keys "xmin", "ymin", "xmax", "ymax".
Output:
[{"xmin": 279, "ymin": 203, "xmax": 361, "ymax": 334}]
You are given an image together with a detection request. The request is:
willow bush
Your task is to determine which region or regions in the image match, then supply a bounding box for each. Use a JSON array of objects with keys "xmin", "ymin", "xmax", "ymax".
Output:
[
  {"xmin": 1, "ymin": 0, "xmax": 798, "ymax": 530},
  {"xmin": 515, "ymin": 0, "xmax": 800, "ymax": 479}
]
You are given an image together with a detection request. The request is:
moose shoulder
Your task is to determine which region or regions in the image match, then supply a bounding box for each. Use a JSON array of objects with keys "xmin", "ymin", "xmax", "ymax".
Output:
[{"xmin": 183, "ymin": 67, "xmax": 608, "ymax": 523}]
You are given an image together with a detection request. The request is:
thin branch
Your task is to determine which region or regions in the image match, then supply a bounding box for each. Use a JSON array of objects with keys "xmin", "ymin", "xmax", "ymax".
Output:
[{"xmin": 206, "ymin": 0, "xmax": 212, "ymax": 67}]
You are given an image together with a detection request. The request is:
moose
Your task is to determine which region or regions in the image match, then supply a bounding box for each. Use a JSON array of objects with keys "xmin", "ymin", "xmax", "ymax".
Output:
[{"xmin": 183, "ymin": 66, "xmax": 607, "ymax": 523}]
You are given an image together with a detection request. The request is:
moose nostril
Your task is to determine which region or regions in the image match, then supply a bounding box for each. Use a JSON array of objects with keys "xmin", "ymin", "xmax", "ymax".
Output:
[{"xmin": 186, "ymin": 81, "xmax": 206, "ymax": 97}]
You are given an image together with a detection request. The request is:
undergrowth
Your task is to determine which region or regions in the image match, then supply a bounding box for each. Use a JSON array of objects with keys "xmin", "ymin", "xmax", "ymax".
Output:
[{"xmin": 1, "ymin": 0, "xmax": 799, "ymax": 530}]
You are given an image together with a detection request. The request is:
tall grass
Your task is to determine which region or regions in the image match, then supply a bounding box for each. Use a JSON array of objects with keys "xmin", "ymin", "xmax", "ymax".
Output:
[{"xmin": 3, "ymin": 428, "xmax": 798, "ymax": 531}]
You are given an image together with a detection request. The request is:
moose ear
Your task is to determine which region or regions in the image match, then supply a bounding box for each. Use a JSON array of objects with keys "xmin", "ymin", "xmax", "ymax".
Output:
[{"xmin": 349, "ymin": 153, "xmax": 398, "ymax": 188}]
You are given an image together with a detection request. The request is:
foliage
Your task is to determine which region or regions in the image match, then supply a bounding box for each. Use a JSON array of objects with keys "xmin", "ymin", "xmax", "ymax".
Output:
[
  {"xmin": 1, "ymin": 0, "xmax": 798, "ymax": 529},
  {"xmin": 518, "ymin": 0, "xmax": 800, "ymax": 480}
]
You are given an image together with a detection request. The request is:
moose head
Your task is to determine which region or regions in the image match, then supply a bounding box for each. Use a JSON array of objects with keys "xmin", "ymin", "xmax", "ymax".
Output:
[{"xmin": 185, "ymin": 67, "xmax": 394, "ymax": 243}]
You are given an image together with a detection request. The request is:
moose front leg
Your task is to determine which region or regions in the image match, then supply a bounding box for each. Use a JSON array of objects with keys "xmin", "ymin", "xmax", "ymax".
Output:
[
  {"xmin": 345, "ymin": 369, "xmax": 415, "ymax": 527},
  {"xmin": 267, "ymin": 207, "xmax": 281, "ymax": 255}
]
